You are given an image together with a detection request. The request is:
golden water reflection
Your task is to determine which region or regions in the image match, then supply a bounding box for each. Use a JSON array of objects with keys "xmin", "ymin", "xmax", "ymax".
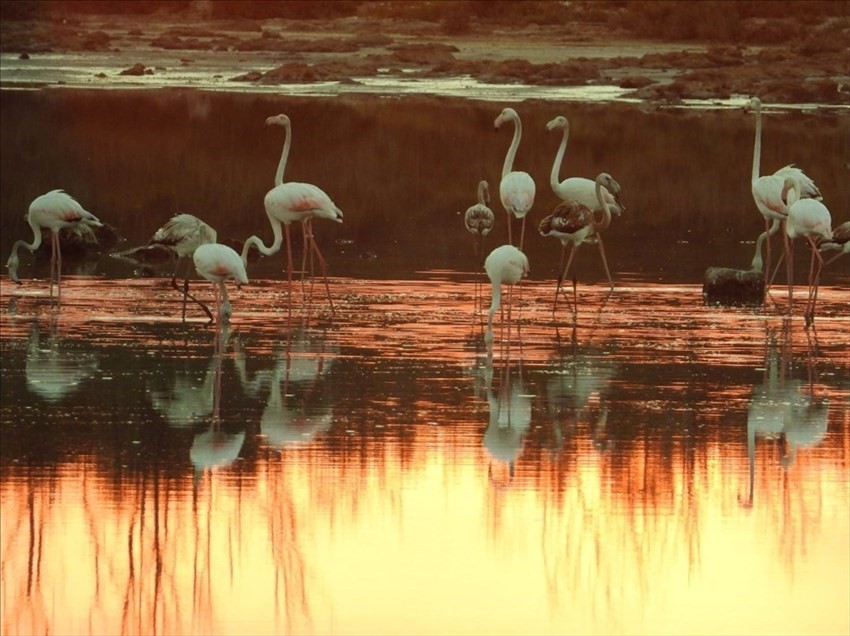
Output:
[{"xmin": 1, "ymin": 277, "xmax": 848, "ymax": 635}]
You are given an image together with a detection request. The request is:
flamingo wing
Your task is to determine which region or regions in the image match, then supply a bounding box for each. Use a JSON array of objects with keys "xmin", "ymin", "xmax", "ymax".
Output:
[
  {"xmin": 772, "ymin": 165, "xmax": 822, "ymax": 201},
  {"xmin": 499, "ymin": 171, "xmax": 535, "ymax": 217}
]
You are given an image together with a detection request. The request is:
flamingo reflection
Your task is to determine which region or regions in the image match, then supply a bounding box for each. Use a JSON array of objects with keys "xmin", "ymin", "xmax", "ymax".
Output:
[
  {"xmin": 189, "ymin": 330, "xmax": 245, "ymax": 482},
  {"xmin": 257, "ymin": 328, "xmax": 338, "ymax": 450},
  {"xmin": 25, "ymin": 320, "xmax": 99, "ymax": 402},
  {"xmin": 483, "ymin": 356, "xmax": 532, "ymax": 482},
  {"xmin": 743, "ymin": 320, "xmax": 829, "ymax": 506}
]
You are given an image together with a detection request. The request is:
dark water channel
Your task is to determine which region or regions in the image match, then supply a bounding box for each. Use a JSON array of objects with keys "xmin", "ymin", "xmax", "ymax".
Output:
[{"xmin": 1, "ymin": 89, "xmax": 849, "ymax": 635}]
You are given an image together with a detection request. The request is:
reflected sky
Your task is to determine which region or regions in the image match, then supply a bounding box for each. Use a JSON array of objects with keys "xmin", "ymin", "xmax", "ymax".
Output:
[{"xmin": 1, "ymin": 274, "xmax": 848, "ymax": 636}]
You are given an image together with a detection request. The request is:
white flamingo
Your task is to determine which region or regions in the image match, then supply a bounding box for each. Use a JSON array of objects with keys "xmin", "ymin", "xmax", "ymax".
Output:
[
  {"xmin": 148, "ymin": 213, "xmax": 217, "ymax": 322},
  {"xmin": 6, "ymin": 190, "xmax": 102, "ymax": 301},
  {"xmin": 546, "ymin": 115, "xmax": 625, "ymax": 216},
  {"xmin": 746, "ymin": 97, "xmax": 821, "ymax": 281},
  {"xmin": 193, "ymin": 243, "xmax": 248, "ymax": 327},
  {"xmin": 538, "ymin": 173, "xmax": 620, "ymax": 315},
  {"xmin": 484, "ymin": 244, "xmax": 529, "ymax": 350},
  {"xmin": 782, "ymin": 176, "xmax": 832, "ymax": 326},
  {"xmin": 241, "ymin": 114, "xmax": 343, "ymax": 315},
  {"xmin": 494, "ymin": 108, "xmax": 535, "ymax": 249},
  {"xmin": 464, "ymin": 179, "xmax": 495, "ymax": 323}
]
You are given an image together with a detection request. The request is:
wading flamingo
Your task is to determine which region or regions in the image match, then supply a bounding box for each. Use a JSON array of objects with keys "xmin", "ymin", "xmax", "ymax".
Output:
[
  {"xmin": 538, "ymin": 173, "xmax": 621, "ymax": 315},
  {"xmin": 484, "ymin": 244, "xmax": 529, "ymax": 351},
  {"xmin": 782, "ymin": 176, "xmax": 832, "ymax": 327},
  {"xmin": 6, "ymin": 190, "xmax": 102, "ymax": 301},
  {"xmin": 746, "ymin": 97, "xmax": 821, "ymax": 283},
  {"xmin": 494, "ymin": 108, "xmax": 535, "ymax": 249},
  {"xmin": 464, "ymin": 179, "xmax": 495, "ymax": 324},
  {"xmin": 241, "ymin": 114, "xmax": 343, "ymax": 315},
  {"xmin": 193, "ymin": 243, "xmax": 248, "ymax": 327},
  {"xmin": 546, "ymin": 115, "xmax": 625, "ymax": 216},
  {"xmin": 148, "ymin": 213, "xmax": 217, "ymax": 322}
]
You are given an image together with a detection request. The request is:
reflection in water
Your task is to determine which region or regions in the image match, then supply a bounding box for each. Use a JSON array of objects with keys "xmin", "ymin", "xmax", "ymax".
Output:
[
  {"xmin": 25, "ymin": 319, "xmax": 99, "ymax": 402},
  {"xmin": 0, "ymin": 278, "xmax": 848, "ymax": 636}
]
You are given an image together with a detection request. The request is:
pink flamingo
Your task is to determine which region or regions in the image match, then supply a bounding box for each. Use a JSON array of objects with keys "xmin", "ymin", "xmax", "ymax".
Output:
[{"xmin": 494, "ymin": 108, "xmax": 535, "ymax": 250}]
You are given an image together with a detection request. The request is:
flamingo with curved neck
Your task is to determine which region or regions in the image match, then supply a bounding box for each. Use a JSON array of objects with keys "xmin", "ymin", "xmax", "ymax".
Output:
[
  {"xmin": 547, "ymin": 115, "xmax": 624, "ymax": 218},
  {"xmin": 538, "ymin": 172, "xmax": 620, "ymax": 315},
  {"xmin": 241, "ymin": 114, "xmax": 343, "ymax": 316},
  {"xmin": 494, "ymin": 108, "xmax": 535, "ymax": 250},
  {"xmin": 747, "ymin": 97, "xmax": 821, "ymax": 283}
]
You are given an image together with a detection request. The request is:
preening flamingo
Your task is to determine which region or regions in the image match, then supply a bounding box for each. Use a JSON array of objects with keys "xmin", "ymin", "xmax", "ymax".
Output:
[
  {"xmin": 538, "ymin": 173, "xmax": 620, "ymax": 315},
  {"xmin": 818, "ymin": 220, "xmax": 849, "ymax": 266},
  {"xmin": 464, "ymin": 179, "xmax": 495, "ymax": 324},
  {"xmin": 782, "ymin": 176, "xmax": 832, "ymax": 327},
  {"xmin": 746, "ymin": 97, "xmax": 821, "ymax": 281},
  {"xmin": 494, "ymin": 108, "xmax": 535, "ymax": 249},
  {"xmin": 241, "ymin": 114, "xmax": 343, "ymax": 315},
  {"xmin": 546, "ymin": 115, "xmax": 625, "ymax": 216},
  {"xmin": 193, "ymin": 243, "xmax": 248, "ymax": 326},
  {"xmin": 6, "ymin": 190, "xmax": 102, "ymax": 301},
  {"xmin": 148, "ymin": 213, "xmax": 217, "ymax": 322},
  {"xmin": 484, "ymin": 244, "xmax": 529, "ymax": 350}
]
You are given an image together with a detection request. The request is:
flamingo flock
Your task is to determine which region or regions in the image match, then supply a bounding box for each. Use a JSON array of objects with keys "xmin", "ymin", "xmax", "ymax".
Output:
[{"xmin": 3, "ymin": 101, "xmax": 844, "ymax": 334}]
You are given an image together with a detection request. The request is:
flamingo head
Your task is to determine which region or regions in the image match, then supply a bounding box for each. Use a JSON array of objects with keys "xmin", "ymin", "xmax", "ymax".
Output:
[
  {"xmin": 546, "ymin": 116, "xmax": 568, "ymax": 132},
  {"xmin": 745, "ymin": 96, "xmax": 761, "ymax": 113},
  {"xmin": 494, "ymin": 107, "xmax": 518, "ymax": 130},
  {"xmin": 6, "ymin": 252, "xmax": 21, "ymax": 284},
  {"xmin": 781, "ymin": 176, "xmax": 801, "ymax": 206},
  {"xmin": 265, "ymin": 113, "xmax": 291, "ymax": 128}
]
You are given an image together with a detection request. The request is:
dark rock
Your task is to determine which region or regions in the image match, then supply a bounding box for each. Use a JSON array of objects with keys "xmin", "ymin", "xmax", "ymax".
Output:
[
  {"xmin": 119, "ymin": 63, "xmax": 147, "ymax": 76},
  {"xmin": 19, "ymin": 52, "xmax": 30, "ymax": 59},
  {"xmin": 703, "ymin": 267, "xmax": 765, "ymax": 306},
  {"xmin": 619, "ymin": 75, "xmax": 654, "ymax": 89}
]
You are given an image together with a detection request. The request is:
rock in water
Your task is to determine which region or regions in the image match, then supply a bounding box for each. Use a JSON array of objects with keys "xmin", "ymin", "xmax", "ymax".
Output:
[{"xmin": 703, "ymin": 267, "xmax": 765, "ymax": 306}]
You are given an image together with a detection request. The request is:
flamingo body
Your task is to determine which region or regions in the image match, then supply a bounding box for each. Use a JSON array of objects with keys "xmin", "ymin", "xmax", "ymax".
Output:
[
  {"xmin": 263, "ymin": 182, "xmax": 343, "ymax": 226},
  {"xmin": 464, "ymin": 180, "xmax": 495, "ymax": 237},
  {"xmin": 547, "ymin": 116, "xmax": 625, "ymax": 216},
  {"xmin": 817, "ymin": 220, "xmax": 849, "ymax": 263},
  {"xmin": 193, "ymin": 243, "xmax": 248, "ymax": 325},
  {"xmin": 6, "ymin": 190, "xmax": 102, "ymax": 294},
  {"xmin": 484, "ymin": 244, "xmax": 529, "ymax": 345}
]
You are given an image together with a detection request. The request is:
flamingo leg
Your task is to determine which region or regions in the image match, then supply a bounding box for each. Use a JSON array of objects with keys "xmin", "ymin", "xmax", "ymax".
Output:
[
  {"xmin": 784, "ymin": 230, "xmax": 794, "ymax": 316},
  {"xmin": 518, "ymin": 217, "xmax": 527, "ymax": 252},
  {"xmin": 804, "ymin": 237, "xmax": 824, "ymax": 328},
  {"xmin": 763, "ymin": 217, "xmax": 772, "ymax": 287},
  {"xmin": 284, "ymin": 222, "xmax": 294, "ymax": 321},
  {"xmin": 308, "ymin": 230, "xmax": 336, "ymax": 316},
  {"xmin": 595, "ymin": 234, "xmax": 614, "ymax": 290},
  {"xmin": 506, "ymin": 213, "xmax": 513, "ymax": 246},
  {"xmin": 555, "ymin": 243, "xmax": 579, "ymax": 316},
  {"xmin": 55, "ymin": 231, "xmax": 63, "ymax": 303},
  {"xmin": 300, "ymin": 221, "xmax": 310, "ymax": 299},
  {"xmin": 766, "ymin": 250, "xmax": 786, "ymax": 292}
]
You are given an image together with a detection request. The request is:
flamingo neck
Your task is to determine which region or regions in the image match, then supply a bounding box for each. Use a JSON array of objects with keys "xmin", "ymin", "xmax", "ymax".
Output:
[
  {"xmin": 593, "ymin": 178, "xmax": 613, "ymax": 233},
  {"xmin": 550, "ymin": 125, "xmax": 568, "ymax": 196},
  {"xmin": 6, "ymin": 218, "xmax": 44, "ymax": 272},
  {"xmin": 751, "ymin": 102, "xmax": 762, "ymax": 186},
  {"xmin": 487, "ymin": 281, "xmax": 502, "ymax": 337},
  {"xmin": 502, "ymin": 118, "xmax": 522, "ymax": 179},
  {"xmin": 274, "ymin": 122, "xmax": 292, "ymax": 187},
  {"xmin": 478, "ymin": 180, "xmax": 489, "ymax": 206},
  {"xmin": 241, "ymin": 215, "xmax": 284, "ymax": 262}
]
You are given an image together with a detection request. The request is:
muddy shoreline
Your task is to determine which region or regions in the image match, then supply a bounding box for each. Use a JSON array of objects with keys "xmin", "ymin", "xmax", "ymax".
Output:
[{"xmin": 2, "ymin": 12, "xmax": 849, "ymax": 105}]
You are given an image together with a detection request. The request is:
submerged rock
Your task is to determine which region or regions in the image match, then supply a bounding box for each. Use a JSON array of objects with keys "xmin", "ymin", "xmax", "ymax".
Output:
[{"xmin": 703, "ymin": 267, "xmax": 765, "ymax": 306}]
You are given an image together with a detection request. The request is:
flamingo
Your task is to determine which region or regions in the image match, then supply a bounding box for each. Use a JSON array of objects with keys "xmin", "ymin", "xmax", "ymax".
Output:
[
  {"xmin": 147, "ymin": 213, "xmax": 217, "ymax": 322},
  {"xmin": 546, "ymin": 115, "xmax": 625, "ymax": 216},
  {"xmin": 6, "ymin": 190, "xmax": 102, "ymax": 301},
  {"xmin": 484, "ymin": 244, "xmax": 529, "ymax": 350},
  {"xmin": 746, "ymin": 97, "xmax": 821, "ymax": 282},
  {"xmin": 464, "ymin": 179, "xmax": 495, "ymax": 324},
  {"xmin": 494, "ymin": 108, "xmax": 535, "ymax": 249},
  {"xmin": 538, "ymin": 173, "xmax": 620, "ymax": 315},
  {"xmin": 193, "ymin": 243, "xmax": 248, "ymax": 327},
  {"xmin": 782, "ymin": 176, "xmax": 832, "ymax": 327},
  {"xmin": 818, "ymin": 220, "xmax": 849, "ymax": 266},
  {"xmin": 241, "ymin": 114, "xmax": 343, "ymax": 316}
]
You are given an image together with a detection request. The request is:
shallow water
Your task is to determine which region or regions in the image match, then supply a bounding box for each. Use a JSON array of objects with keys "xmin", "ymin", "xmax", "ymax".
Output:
[{"xmin": 1, "ymin": 88, "xmax": 849, "ymax": 636}]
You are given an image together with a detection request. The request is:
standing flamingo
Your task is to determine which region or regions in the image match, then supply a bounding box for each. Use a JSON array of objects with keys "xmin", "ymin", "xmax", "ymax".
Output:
[
  {"xmin": 782, "ymin": 176, "xmax": 832, "ymax": 327},
  {"xmin": 494, "ymin": 108, "xmax": 535, "ymax": 249},
  {"xmin": 464, "ymin": 179, "xmax": 495, "ymax": 323},
  {"xmin": 746, "ymin": 97, "xmax": 821, "ymax": 282},
  {"xmin": 818, "ymin": 220, "xmax": 849, "ymax": 266},
  {"xmin": 6, "ymin": 190, "xmax": 102, "ymax": 301},
  {"xmin": 193, "ymin": 243, "xmax": 248, "ymax": 327},
  {"xmin": 241, "ymin": 114, "xmax": 343, "ymax": 316},
  {"xmin": 538, "ymin": 173, "xmax": 620, "ymax": 315},
  {"xmin": 148, "ymin": 213, "xmax": 217, "ymax": 322},
  {"xmin": 546, "ymin": 115, "xmax": 625, "ymax": 216},
  {"xmin": 484, "ymin": 244, "xmax": 529, "ymax": 351}
]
